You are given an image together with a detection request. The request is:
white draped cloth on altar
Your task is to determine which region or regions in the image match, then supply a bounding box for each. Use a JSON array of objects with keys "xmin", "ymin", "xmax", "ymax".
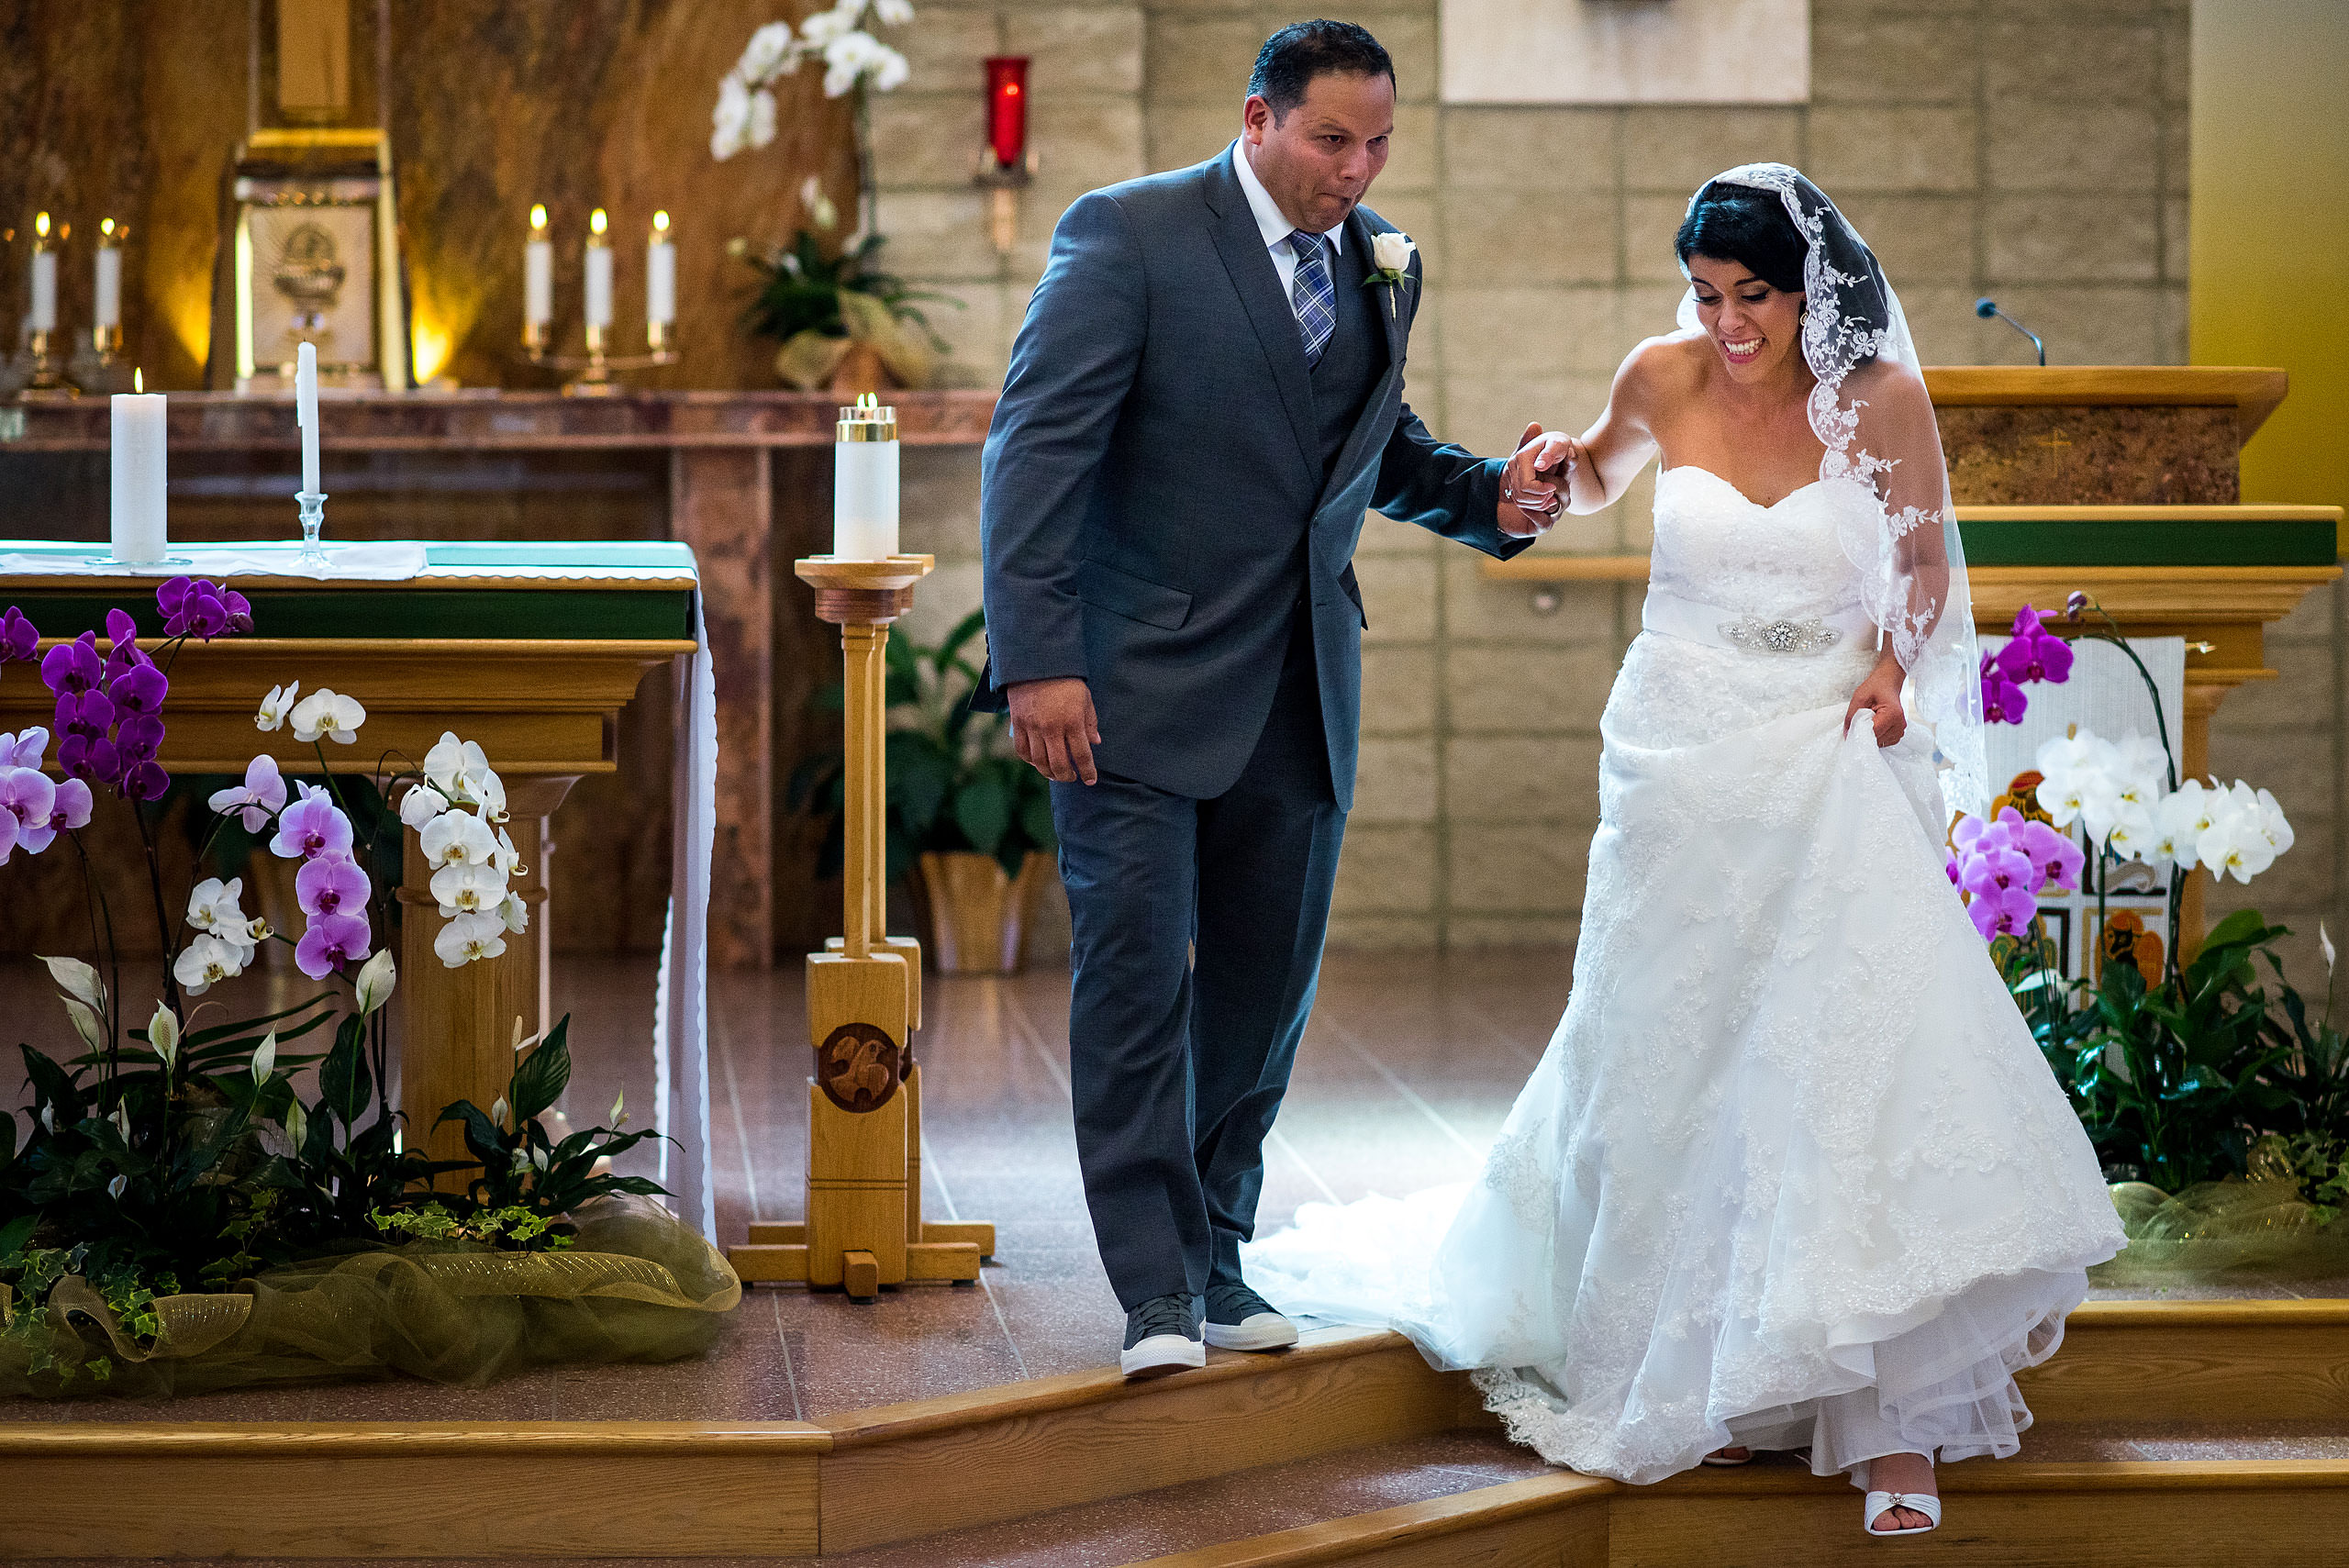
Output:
[{"xmin": 1243, "ymin": 464, "xmax": 2126, "ymax": 1486}]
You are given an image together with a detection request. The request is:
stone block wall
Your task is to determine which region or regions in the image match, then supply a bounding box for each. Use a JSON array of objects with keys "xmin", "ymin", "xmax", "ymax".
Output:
[{"xmin": 871, "ymin": 0, "xmax": 2343, "ymax": 973}]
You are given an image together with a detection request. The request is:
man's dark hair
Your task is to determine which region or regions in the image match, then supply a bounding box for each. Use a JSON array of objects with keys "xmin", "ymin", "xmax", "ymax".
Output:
[{"xmin": 1248, "ymin": 20, "xmax": 1394, "ymax": 120}]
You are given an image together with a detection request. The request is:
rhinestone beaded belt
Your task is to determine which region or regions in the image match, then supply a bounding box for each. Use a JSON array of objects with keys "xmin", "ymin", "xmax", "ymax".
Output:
[{"xmin": 1641, "ymin": 587, "xmax": 1875, "ymax": 657}]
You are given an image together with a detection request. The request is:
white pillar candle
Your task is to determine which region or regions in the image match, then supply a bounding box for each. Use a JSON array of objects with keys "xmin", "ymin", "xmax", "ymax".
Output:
[
  {"xmin": 525, "ymin": 237, "xmax": 552, "ymax": 327},
  {"xmin": 29, "ymin": 249, "xmax": 57, "ymax": 334},
  {"xmin": 647, "ymin": 217, "xmax": 676, "ymax": 328},
  {"xmin": 110, "ymin": 390, "xmax": 169, "ymax": 563},
  {"xmin": 833, "ymin": 397, "xmax": 900, "ymax": 560},
  {"xmin": 584, "ymin": 248, "xmax": 614, "ymax": 331},
  {"xmin": 94, "ymin": 244, "xmax": 121, "ymax": 330},
  {"xmin": 295, "ymin": 340, "xmax": 320, "ymax": 495}
]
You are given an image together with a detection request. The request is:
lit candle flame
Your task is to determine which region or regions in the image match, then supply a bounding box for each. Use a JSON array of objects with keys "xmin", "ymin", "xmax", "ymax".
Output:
[
  {"xmin": 589, "ymin": 207, "xmax": 608, "ymax": 237},
  {"xmin": 529, "ymin": 203, "xmax": 548, "ymax": 232},
  {"xmin": 652, "ymin": 209, "xmax": 670, "ymax": 234},
  {"xmin": 134, "ymin": 368, "xmax": 143, "ymax": 393},
  {"xmin": 100, "ymin": 217, "xmax": 116, "ymax": 239},
  {"xmin": 33, "ymin": 211, "xmax": 50, "ymax": 239}
]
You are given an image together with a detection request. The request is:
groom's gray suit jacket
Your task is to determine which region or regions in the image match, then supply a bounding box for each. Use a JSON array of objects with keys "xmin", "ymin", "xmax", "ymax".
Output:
[{"xmin": 974, "ymin": 146, "xmax": 1534, "ymax": 809}]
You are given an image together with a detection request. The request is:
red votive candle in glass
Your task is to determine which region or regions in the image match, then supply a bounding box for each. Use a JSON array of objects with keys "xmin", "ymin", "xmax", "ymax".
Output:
[{"xmin": 985, "ymin": 56, "xmax": 1029, "ymax": 171}]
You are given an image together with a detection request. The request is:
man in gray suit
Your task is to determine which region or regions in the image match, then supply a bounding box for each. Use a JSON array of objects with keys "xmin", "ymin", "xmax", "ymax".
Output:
[{"xmin": 974, "ymin": 19, "xmax": 1565, "ymax": 1375}]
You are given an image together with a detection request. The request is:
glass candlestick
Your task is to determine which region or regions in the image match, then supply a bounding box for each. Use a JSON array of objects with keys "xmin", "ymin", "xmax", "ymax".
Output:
[{"xmin": 295, "ymin": 490, "xmax": 329, "ymax": 574}]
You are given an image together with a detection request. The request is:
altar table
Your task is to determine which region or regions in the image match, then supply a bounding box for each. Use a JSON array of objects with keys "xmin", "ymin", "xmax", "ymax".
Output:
[
  {"xmin": 0, "ymin": 539, "xmax": 716, "ymax": 1234},
  {"xmin": 0, "ymin": 389, "xmax": 1000, "ymax": 968}
]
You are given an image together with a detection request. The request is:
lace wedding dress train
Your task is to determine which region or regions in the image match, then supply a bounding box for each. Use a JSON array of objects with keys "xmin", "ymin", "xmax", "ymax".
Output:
[{"xmin": 1243, "ymin": 465, "xmax": 2127, "ymax": 1486}]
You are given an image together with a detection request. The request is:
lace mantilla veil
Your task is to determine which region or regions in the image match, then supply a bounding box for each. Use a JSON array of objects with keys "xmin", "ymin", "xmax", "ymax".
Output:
[{"xmin": 1675, "ymin": 163, "xmax": 1987, "ymax": 818}]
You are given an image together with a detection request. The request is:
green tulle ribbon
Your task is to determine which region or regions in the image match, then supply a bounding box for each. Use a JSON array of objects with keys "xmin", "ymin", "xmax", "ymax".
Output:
[{"xmin": 1, "ymin": 1196, "xmax": 740, "ymax": 1399}]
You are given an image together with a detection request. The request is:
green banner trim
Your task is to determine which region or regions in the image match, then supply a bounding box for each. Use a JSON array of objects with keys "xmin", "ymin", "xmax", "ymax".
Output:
[
  {"xmin": 1958, "ymin": 517, "xmax": 2337, "ymax": 567},
  {"xmin": 0, "ymin": 589, "xmax": 695, "ymax": 641}
]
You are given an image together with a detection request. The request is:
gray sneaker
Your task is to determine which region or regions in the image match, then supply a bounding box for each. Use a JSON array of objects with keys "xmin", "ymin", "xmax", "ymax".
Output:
[
  {"xmin": 1204, "ymin": 1280, "xmax": 1298, "ymax": 1351},
  {"xmin": 1120, "ymin": 1292, "xmax": 1205, "ymax": 1377}
]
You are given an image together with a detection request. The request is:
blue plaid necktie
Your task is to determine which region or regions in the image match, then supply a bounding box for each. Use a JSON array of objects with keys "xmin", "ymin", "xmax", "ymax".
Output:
[{"xmin": 1287, "ymin": 229, "xmax": 1335, "ymax": 367}]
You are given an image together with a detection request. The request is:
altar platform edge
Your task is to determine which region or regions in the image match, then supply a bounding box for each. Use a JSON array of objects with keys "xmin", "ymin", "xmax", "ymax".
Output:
[{"xmin": 4, "ymin": 1299, "xmax": 2345, "ymax": 1562}]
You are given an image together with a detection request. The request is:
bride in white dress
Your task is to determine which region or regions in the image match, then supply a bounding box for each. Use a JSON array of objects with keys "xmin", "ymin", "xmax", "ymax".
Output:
[{"xmin": 1241, "ymin": 165, "xmax": 2126, "ymax": 1536}]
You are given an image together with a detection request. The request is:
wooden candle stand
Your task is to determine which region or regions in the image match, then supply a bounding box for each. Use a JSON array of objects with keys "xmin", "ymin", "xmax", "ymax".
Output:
[{"xmin": 729, "ymin": 555, "xmax": 993, "ymax": 1301}]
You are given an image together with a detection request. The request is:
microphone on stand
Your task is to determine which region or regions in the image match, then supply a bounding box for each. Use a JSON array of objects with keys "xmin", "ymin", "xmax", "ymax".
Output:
[{"xmin": 1975, "ymin": 297, "xmax": 2045, "ymax": 366}]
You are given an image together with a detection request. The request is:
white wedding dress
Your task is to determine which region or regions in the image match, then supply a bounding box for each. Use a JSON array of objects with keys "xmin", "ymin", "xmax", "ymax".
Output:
[{"xmin": 1244, "ymin": 464, "xmax": 2128, "ymax": 1486}]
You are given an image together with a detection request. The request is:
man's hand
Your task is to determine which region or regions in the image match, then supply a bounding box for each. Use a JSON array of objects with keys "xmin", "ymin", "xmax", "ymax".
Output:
[
  {"xmin": 1008, "ymin": 677, "xmax": 1102, "ymax": 784},
  {"xmin": 1498, "ymin": 421, "xmax": 1575, "ymax": 537}
]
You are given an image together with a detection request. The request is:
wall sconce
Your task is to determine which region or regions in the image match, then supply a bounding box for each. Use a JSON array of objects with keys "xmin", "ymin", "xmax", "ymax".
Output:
[{"xmin": 974, "ymin": 56, "xmax": 1038, "ymax": 254}]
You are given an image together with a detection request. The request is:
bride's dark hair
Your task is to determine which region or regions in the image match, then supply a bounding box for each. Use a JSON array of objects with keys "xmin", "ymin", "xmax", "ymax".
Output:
[{"xmin": 1674, "ymin": 188, "xmax": 1807, "ymax": 295}]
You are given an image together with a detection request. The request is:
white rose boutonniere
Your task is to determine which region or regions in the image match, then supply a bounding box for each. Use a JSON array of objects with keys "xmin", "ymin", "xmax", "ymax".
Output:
[{"xmin": 1365, "ymin": 230, "xmax": 1417, "ymax": 319}]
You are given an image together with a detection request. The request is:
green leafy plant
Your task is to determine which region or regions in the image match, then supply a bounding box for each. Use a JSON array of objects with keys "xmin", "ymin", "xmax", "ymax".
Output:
[
  {"xmin": 786, "ymin": 606, "xmax": 1055, "ymax": 883},
  {"xmin": 433, "ymin": 1017, "xmax": 668, "ymax": 1227}
]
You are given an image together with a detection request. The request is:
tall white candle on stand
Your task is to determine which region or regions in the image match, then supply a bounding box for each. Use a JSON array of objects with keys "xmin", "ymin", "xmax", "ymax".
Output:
[
  {"xmin": 524, "ymin": 204, "xmax": 552, "ymax": 332},
  {"xmin": 110, "ymin": 371, "xmax": 168, "ymax": 564},
  {"xmin": 833, "ymin": 395, "xmax": 899, "ymax": 560},
  {"xmin": 584, "ymin": 207, "xmax": 614, "ymax": 333},
  {"xmin": 94, "ymin": 219, "xmax": 121, "ymax": 331},
  {"xmin": 28, "ymin": 212, "xmax": 58, "ymax": 334},
  {"xmin": 646, "ymin": 210, "xmax": 676, "ymax": 339},
  {"xmin": 295, "ymin": 340, "xmax": 320, "ymax": 496}
]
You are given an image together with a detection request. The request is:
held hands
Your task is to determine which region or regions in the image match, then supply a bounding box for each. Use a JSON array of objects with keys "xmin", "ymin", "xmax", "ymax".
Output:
[
  {"xmin": 1842, "ymin": 653, "xmax": 1907, "ymax": 748},
  {"xmin": 1008, "ymin": 676, "xmax": 1101, "ymax": 784},
  {"xmin": 1499, "ymin": 423, "xmax": 1582, "ymax": 536}
]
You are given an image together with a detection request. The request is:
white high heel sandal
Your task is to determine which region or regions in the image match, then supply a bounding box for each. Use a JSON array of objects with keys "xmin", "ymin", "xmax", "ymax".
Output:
[{"xmin": 1863, "ymin": 1490, "xmax": 1943, "ymax": 1537}]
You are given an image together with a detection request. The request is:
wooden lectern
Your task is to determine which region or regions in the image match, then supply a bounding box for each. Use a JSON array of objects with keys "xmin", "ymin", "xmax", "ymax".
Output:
[{"xmin": 728, "ymin": 554, "xmax": 994, "ymax": 1300}]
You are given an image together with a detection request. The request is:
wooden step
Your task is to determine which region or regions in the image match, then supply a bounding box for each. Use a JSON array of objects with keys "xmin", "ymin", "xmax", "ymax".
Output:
[
  {"xmin": 5, "ymin": 1300, "xmax": 2343, "ymax": 1559},
  {"xmin": 1127, "ymin": 1457, "xmax": 2349, "ymax": 1568}
]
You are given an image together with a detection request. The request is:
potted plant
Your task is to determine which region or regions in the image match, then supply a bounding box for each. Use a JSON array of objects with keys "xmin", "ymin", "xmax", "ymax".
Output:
[
  {"xmin": 711, "ymin": 2, "xmax": 956, "ymax": 392},
  {"xmin": 786, "ymin": 606, "xmax": 1055, "ymax": 973}
]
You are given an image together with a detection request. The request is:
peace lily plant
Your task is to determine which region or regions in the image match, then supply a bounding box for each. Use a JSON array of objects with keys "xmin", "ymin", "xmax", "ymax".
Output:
[{"xmin": 1, "ymin": 581, "xmax": 665, "ymax": 1393}]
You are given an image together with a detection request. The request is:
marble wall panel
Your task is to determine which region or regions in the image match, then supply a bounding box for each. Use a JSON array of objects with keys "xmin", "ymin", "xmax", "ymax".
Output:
[{"xmin": 1938, "ymin": 406, "xmax": 2238, "ymax": 504}]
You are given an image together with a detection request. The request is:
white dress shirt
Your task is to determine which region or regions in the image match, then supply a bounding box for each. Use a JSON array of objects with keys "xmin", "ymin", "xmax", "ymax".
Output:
[{"xmin": 1230, "ymin": 140, "xmax": 1344, "ymax": 301}]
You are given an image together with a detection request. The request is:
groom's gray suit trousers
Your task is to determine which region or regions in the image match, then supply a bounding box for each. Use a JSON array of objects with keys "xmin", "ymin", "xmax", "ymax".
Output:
[{"xmin": 1051, "ymin": 602, "xmax": 1347, "ymax": 1309}]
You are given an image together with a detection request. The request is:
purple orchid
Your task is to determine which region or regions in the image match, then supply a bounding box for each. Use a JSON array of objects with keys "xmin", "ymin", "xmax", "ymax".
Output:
[
  {"xmin": 0, "ymin": 728, "xmax": 45, "ymax": 768},
  {"xmin": 47, "ymin": 776, "xmax": 92, "ymax": 834},
  {"xmin": 110, "ymin": 659, "xmax": 168, "ymax": 717},
  {"xmin": 55, "ymin": 687, "xmax": 114, "ymax": 740},
  {"xmin": 1979, "ymin": 651, "xmax": 2028, "ymax": 725},
  {"xmin": 208, "ymin": 754, "xmax": 288, "ymax": 832},
  {"xmin": 272, "ymin": 783, "xmax": 354, "ymax": 862},
  {"xmin": 56, "ymin": 733, "xmax": 120, "ymax": 786},
  {"xmin": 0, "ymin": 767, "xmax": 59, "ymax": 859},
  {"xmin": 40, "ymin": 633, "xmax": 103, "ymax": 696},
  {"xmin": 295, "ymin": 909, "xmax": 372, "ymax": 979},
  {"xmin": 0, "ymin": 606, "xmax": 37, "ymax": 663},
  {"xmin": 296, "ymin": 852, "xmax": 369, "ymax": 919},
  {"xmin": 115, "ymin": 713, "xmax": 165, "ymax": 764},
  {"xmin": 120, "ymin": 758, "xmax": 168, "ymax": 802},
  {"xmin": 1996, "ymin": 606, "xmax": 2076, "ymax": 686},
  {"xmin": 157, "ymin": 576, "xmax": 249, "ymax": 641},
  {"xmin": 1966, "ymin": 880, "xmax": 2042, "ymax": 940}
]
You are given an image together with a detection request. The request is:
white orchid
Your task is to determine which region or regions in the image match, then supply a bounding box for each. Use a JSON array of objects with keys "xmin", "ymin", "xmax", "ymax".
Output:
[
  {"xmin": 493, "ymin": 827, "xmax": 526, "ymax": 877},
  {"xmin": 874, "ymin": 0, "xmax": 914, "ymax": 23},
  {"xmin": 424, "ymin": 732, "xmax": 484, "ymax": 795},
  {"xmin": 800, "ymin": 175, "xmax": 839, "ymax": 232},
  {"xmin": 436, "ymin": 910, "xmax": 509, "ymax": 968},
  {"xmin": 737, "ymin": 19, "xmax": 797, "ymax": 80},
  {"xmin": 399, "ymin": 783, "xmax": 451, "ymax": 830},
  {"xmin": 711, "ymin": 72, "xmax": 755, "ymax": 161},
  {"xmin": 799, "ymin": 6, "xmax": 856, "ymax": 48},
  {"xmin": 255, "ymin": 681, "xmax": 299, "ymax": 732},
  {"xmin": 291, "ymin": 687, "xmax": 366, "ymax": 744},
  {"xmin": 173, "ymin": 932, "xmax": 248, "ymax": 995},
  {"xmin": 430, "ymin": 860, "xmax": 508, "ymax": 918},
  {"xmin": 185, "ymin": 876, "xmax": 249, "ymax": 939},
  {"xmin": 420, "ymin": 808, "xmax": 498, "ymax": 871},
  {"xmin": 497, "ymin": 889, "xmax": 530, "ymax": 934}
]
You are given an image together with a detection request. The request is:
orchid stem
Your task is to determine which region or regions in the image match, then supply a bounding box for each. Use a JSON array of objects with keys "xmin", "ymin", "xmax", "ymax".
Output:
[{"xmin": 133, "ymin": 796, "xmax": 185, "ymax": 1018}]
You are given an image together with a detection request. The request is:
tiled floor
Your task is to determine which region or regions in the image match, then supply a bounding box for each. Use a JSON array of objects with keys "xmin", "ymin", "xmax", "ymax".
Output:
[{"xmin": 3, "ymin": 951, "xmax": 2343, "ymax": 1427}]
